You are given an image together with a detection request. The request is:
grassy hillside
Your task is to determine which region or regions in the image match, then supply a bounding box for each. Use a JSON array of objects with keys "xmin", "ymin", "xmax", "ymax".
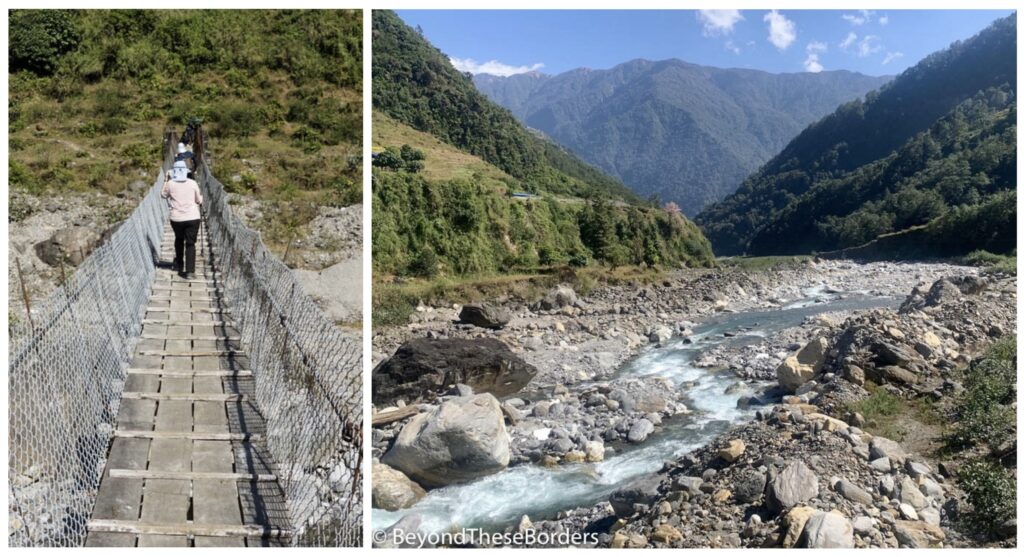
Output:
[
  {"xmin": 373, "ymin": 116, "xmax": 714, "ymax": 279},
  {"xmin": 9, "ymin": 9, "xmax": 362, "ymax": 249},
  {"xmin": 697, "ymin": 14, "xmax": 1016, "ymax": 256},
  {"xmin": 374, "ymin": 111, "xmax": 516, "ymax": 189}
]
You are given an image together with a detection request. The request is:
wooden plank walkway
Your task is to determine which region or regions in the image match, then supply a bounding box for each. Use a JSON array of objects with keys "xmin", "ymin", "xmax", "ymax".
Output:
[{"xmin": 86, "ymin": 222, "xmax": 292, "ymax": 547}]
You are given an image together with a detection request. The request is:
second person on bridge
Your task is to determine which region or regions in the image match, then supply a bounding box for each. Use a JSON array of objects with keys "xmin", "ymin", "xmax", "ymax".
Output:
[{"xmin": 161, "ymin": 160, "xmax": 203, "ymax": 279}]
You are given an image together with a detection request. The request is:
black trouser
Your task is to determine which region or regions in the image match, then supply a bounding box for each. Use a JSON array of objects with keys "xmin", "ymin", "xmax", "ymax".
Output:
[{"xmin": 170, "ymin": 219, "xmax": 200, "ymax": 274}]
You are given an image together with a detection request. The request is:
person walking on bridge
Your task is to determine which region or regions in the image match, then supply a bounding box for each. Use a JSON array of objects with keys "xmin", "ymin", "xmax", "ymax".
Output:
[
  {"xmin": 175, "ymin": 142, "xmax": 195, "ymax": 172},
  {"xmin": 161, "ymin": 160, "xmax": 203, "ymax": 279}
]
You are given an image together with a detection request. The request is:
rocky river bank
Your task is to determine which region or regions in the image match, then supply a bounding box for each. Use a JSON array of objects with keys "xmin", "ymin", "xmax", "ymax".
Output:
[{"xmin": 371, "ymin": 260, "xmax": 1016, "ymax": 547}]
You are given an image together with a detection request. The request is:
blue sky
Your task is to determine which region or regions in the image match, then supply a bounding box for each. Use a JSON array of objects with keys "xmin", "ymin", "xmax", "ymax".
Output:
[{"xmin": 396, "ymin": 10, "xmax": 1015, "ymax": 77}]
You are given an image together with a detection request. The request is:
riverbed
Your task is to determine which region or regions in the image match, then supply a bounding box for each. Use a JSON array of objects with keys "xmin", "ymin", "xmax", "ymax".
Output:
[{"xmin": 372, "ymin": 285, "xmax": 904, "ymax": 533}]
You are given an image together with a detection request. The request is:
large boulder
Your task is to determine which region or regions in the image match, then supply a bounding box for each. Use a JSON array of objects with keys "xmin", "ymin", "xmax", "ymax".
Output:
[
  {"xmin": 777, "ymin": 357, "xmax": 814, "ymax": 393},
  {"xmin": 803, "ymin": 511, "xmax": 854, "ymax": 548},
  {"xmin": 372, "ymin": 338, "xmax": 537, "ymax": 405},
  {"xmin": 869, "ymin": 436, "xmax": 908, "ymax": 464},
  {"xmin": 718, "ymin": 439, "xmax": 746, "ymax": 463},
  {"xmin": 835, "ymin": 479, "xmax": 873, "ymax": 505},
  {"xmin": 609, "ymin": 475, "xmax": 663, "ymax": 517},
  {"xmin": 733, "ymin": 470, "xmax": 767, "ymax": 503},
  {"xmin": 35, "ymin": 227, "xmax": 102, "ymax": 266},
  {"xmin": 381, "ymin": 394, "xmax": 510, "ymax": 488},
  {"xmin": 777, "ymin": 337, "xmax": 830, "ymax": 392},
  {"xmin": 893, "ymin": 520, "xmax": 945, "ymax": 548},
  {"xmin": 796, "ymin": 337, "xmax": 829, "ymax": 372},
  {"xmin": 768, "ymin": 461, "xmax": 819, "ymax": 511},
  {"xmin": 534, "ymin": 285, "xmax": 577, "ymax": 311},
  {"xmin": 459, "ymin": 303, "xmax": 511, "ymax": 329},
  {"xmin": 372, "ymin": 462, "xmax": 427, "ymax": 511},
  {"xmin": 627, "ymin": 419, "xmax": 654, "ymax": 443},
  {"xmin": 781, "ymin": 506, "xmax": 817, "ymax": 548}
]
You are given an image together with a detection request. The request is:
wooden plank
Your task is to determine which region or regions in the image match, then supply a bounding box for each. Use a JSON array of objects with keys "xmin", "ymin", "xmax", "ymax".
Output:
[
  {"xmin": 140, "ymin": 335, "xmax": 240, "ymax": 341},
  {"xmin": 138, "ymin": 436, "xmax": 192, "ymax": 546},
  {"xmin": 127, "ymin": 368, "xmax": 252, "ymax": 377},
  {"xmin": 192, "ymin": 436, "xmax": 248, "ymax": 546},
  {"xmin": 85, "ymin": 532, "xmax": 137, "ymax": 547},
  {"xmin": 109, "ymin": 469, "xmax": 277, "ymax": 481},
  {"xmin": 142, "ymin": 320, "xmax": 229, "ymax": 326},
  {"xmin": 372, "ymin": 404, "xmax": 421, "ymax": 426},
  {"xmin": 145, "ymin": 307, "xmax": 229, "ymax": 314},
  {"xmin": 116, "ymin": 398, "xmax": 157, "ymax": 428},
  {"xmin": 136, "ymin": 350, "xmax": 245, "ymax": 357},
  {"xmin": 123, "ymin": 392, "xmax": 247, "ymax": 402},
  {"xmin": 151, "ymin": 286, "xmax": 222, "ymax": 292},
  {"xmin": 194, "ymin": 400, "xmax": 228, "ymax": 433},
  {"xmin": 149, "ymin": 296, "xmax": 217, "ymax": 302},
  {"xmin": 88, "ymin": 519, "xmax": 292, "ymax": 539},
  {"xmin": 114, "ymin": 430, "xmax": 262, "ymax": 441}
]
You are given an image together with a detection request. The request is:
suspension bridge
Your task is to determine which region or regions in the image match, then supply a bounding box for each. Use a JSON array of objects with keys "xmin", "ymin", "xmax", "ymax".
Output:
[{"xmin": 8, "ymin": 132, "xmax": 363, "ymax": 547}]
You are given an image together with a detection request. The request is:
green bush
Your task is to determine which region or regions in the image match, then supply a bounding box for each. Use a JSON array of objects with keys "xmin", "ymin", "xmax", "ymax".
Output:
[
  {"xmin": 9, "ymin": 10, "xmax": 80, "ymax": 75},
  {"xmin": 958, "ymin": 459, "xmax": 1016, "ymax": 537},
  {"xmin": 9, "ymin": 160, "xmax": 41, "ymax": 194},
  {"xmin": 373, "ymin": 144, "xmax": 425, "ymax": 173},
  {"xmin": 9, "ymin": 196, "xmax": 35, "ymax": 222},
  {"xmin": 209, "ymin": 101, "xmax": 262, "ymax": 138},
  {"xmin": 121, "ymin": 142, "xmax": 155, "ymax": 167},
  {"xmin": 948, "ymin": 337, "xmax": 1016, "ymax": 449},
  {"xmin": 407, "ymin": 246, "xmax": 440, "ymax": 278},
  {"xmin": 373, "ymin": 288, "xmax": 417, "ymax": 327}
]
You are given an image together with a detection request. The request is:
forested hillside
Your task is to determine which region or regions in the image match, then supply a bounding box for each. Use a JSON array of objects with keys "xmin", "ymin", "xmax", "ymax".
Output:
[
  {"xmin": 697, "ymin": 15, "xmax": 1016, "ymax": 256},
  {"xmin": 748, "ymin": 89, "xmax": 1016, "ymax": 256},
  {"xmin": 372, "ymin": 10, "xmax": 714, "ymax": 285},
  {"xmin": 475, "ymin": 62, "xmax": 890, "ymax": 215},
  {"xmin": 373, "ymin": 10, "xmax": 637, "ymax": 202},
  {"xmin": 9, "ymin": 10, "xmax": 362, "ymax": 246}
]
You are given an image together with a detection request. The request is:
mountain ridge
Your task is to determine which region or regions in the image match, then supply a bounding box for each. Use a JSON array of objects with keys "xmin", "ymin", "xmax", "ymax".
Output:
[
  {"xmin": 697, "ymin": 13, "xmax": 1016, "ymax": 256},
  {"xmin": 475, "ymin": 59, "xmax": 891, "ymax": 214}
]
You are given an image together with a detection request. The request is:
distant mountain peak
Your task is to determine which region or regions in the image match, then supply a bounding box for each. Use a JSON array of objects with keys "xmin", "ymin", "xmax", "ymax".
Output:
[{"xmin": 475, "ymin": 57, "xmax": 892, "ymax": 215}]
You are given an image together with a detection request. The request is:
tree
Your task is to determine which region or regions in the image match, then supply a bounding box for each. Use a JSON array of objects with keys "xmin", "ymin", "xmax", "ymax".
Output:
[{"xmin": 9, "ymin": 10, "xmax": 80, "ymax": 75}]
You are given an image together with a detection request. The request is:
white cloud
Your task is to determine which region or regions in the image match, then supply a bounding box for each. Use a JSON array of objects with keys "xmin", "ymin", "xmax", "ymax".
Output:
[
  {"xmin": 842, "ymin": 10, "xmax": 875, "ymax": 26},
  {"xmin": 697, "ymin": 10, "xmax": 744, "ymax": 36},
  {"xmin": 806, "ymin": 40, "xmax": 828, "ymax": 54},
  {"xmin": 839, "ymin": 32, "xmax": 858, "ymax": 51},
  {"xmin": 725, "ymin": 40, "xmax": 741, "ymax": 55},
  {"xmin": 882, "ymin": 51, "xmax": 904, "ymax": 65},
  {"xmin": 450, "ymin": 57, "xmax": 544, "ymax": 77},
  {"xmin": 879, "ymin": 15, "xmax": 889, "ymax": 26},
  {"xmin": 803, "ymin": 53, "xmax": 824, "ymax": 73},
  {"xmin": 803, "ymin": 41, "xmax": 826, "ymax": 72},
  {"xmin": 764, "ymin": 10, "xmax": 796, "ymax": 50},
  {"xmin": 857, "ymin": 35, "xmax": 883, "ymax": 57}
]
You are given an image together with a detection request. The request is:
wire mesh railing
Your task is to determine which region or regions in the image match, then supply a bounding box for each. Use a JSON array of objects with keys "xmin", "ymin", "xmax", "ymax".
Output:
[
  {"xmin": 8, "ymin": 157, "xmax": 171, "ymax": 547},
  {"xmin": 190, "ymin": 134, "xmax": 363, "ymax": 547}
]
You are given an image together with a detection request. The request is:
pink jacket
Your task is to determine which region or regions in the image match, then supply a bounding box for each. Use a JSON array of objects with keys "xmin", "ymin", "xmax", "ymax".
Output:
[{"xmin": 161, "ymin": 178, "xmax": 203, "ymax": 222}]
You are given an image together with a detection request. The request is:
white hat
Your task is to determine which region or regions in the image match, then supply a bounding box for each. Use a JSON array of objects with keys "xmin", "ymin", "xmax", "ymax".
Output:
[
  {"xmin": 177, "ymin": 142, "xmax": 187, "ymax": 154},
  {"xmin": 171, "ymin": 160, "xmax": 189, "ymax": 181}
]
